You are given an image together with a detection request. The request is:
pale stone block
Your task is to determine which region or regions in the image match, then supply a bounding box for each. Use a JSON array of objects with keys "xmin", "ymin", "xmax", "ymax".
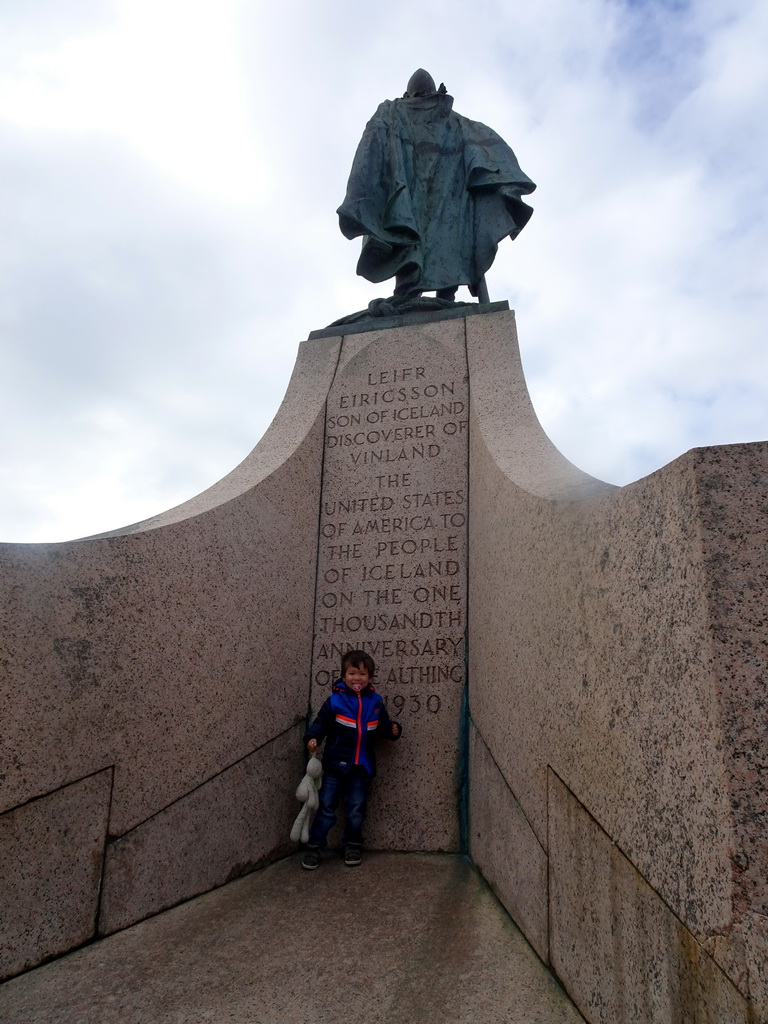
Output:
[
  {"xmin": 468, "ymin": 721, "xmax": 548, "ymax": 961},
  {"xmin": 467, "ymin": 309, "xmax": 736, "ymax": 944},
  {"xmin": 2, "ymin": 305, "xmax": 766, "ymax": 1024},
  {"xmin": 311, "ymin": 317, "xmax": 470, "ymax": 851},
  {"xmin": 0, "ymin": 769, "xmax": 111, "ymax": 980},
  {"xmin": 98, "ymin": 726, "xmax": 302, "ymax": 934},
  {"xmin": 548, "ymin": 770, "xmax": 750, "ymax": 1024},
  {"xmin": 0, "ymin": 334, "xmax": 339, "ymax": 845},
  {"xmin": 693, "ymin": 442, "xmax": 768, "ymax": 923}
]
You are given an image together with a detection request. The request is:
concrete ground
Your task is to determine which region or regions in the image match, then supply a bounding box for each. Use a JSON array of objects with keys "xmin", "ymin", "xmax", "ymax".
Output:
[{"xmin": 0, "ymin": 853, "xmax": 585, "ymax": 1024}]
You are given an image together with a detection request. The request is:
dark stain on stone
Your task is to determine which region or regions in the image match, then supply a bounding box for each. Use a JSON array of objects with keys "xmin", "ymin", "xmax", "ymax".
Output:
[{"xmin": 53, "ymin": 637, "xmax": 99, "ymax": 698}]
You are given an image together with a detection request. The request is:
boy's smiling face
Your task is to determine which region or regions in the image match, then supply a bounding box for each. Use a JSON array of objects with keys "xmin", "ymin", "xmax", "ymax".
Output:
[{"xmin": 343, "ymin": 663, "xmax": 371, "ymax": 693}]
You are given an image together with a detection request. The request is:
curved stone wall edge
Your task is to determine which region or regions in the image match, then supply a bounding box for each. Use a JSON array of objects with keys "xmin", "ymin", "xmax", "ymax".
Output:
[
  {"xmin": 0, "ymin": 331, "xmax": 344, "ymax": 976},
  {"xmin": 0, "ymin": 334, "xmax": 340, "ymax": 832},
  {"xmin": 466, "ymin": 308, "xmax": 613, "ymax": 502},
  {"xmin": 85, "ymin": 333, "xmax": 342, "ymax": 538},
  {"xmin": 467, "ymin": 311, "xmax": 737, "ymax": 945}
]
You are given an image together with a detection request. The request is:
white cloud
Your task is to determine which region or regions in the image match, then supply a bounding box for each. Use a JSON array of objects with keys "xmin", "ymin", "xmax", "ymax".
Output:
[{"xmin": 0, "ymin": 0, "xmax": 265, "ymax": 202}]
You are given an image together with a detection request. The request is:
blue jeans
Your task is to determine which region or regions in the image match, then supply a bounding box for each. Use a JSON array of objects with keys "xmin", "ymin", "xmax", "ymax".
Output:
[{"xmin": 308, "ymin": 766, "xmax": 369, "ymax": 847}]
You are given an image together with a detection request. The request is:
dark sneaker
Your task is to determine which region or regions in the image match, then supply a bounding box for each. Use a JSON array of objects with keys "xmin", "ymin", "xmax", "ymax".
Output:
[
  {"xmin": 345, "ymin": 844, "xmax": 362, "ymax": 867},
  {"xmin": 302, "ymin": 847, "xmax": 320, "ymax": 870}
]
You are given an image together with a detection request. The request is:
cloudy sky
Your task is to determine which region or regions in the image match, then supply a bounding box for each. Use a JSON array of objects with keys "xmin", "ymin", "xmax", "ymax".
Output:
[{"xmin": 1, "ymin": 0, "xmax": 766, "ymax": 542}]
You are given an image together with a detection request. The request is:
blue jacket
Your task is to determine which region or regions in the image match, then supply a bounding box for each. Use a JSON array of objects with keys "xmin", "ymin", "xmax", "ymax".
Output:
[{"xmin": 305, "ymin": 680, "xmax": 401, "ymax": 777}]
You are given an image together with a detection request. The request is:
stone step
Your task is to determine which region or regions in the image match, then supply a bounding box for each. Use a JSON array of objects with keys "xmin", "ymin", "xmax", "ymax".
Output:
[{"xmin": 0, "ymin": 853, "xmax": 585, "ymax": 1024}]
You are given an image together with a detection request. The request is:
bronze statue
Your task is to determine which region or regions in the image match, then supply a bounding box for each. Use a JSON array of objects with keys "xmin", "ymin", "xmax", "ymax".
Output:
[{"xmin": 337, "ymin": 70, "xmax": 536, "ymax": 303}]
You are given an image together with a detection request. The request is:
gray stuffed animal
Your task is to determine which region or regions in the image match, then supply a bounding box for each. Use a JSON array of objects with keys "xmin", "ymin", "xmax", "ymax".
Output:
[{"xmin": 290, "ymin": 756, "xmax": 323, "ymax": 844}]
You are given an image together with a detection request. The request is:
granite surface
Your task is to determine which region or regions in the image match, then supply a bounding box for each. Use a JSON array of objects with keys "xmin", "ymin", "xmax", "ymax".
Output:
[
  {"xmin": 99, "ymin": 726, "xmax": 302, "ymax": 934},
  {"xmin": 0, "ymin": 853, "xmax": 585, "ymax": 1024},
  {"xmin": 0, "ymin": 334, "xmax": 339, "ymax": 976},
  {"xmin": 2, "ymin": 306, "xmax": 767, "ymax": 1023},
  {"xmin": 694, "ymin": 442, "xmax": 768, "ymax": 921},
  {"xmin": 465, "ymin": 308, "xmax": 766, "ymax": 1020},
  {"xmin": 467, "ymin": 309, "xmax": 736, "ymax": 937},
  {"xmin": 548, "ymin": 771, "xmax": 750, "ymax": 1023},
  {"xmin": 0, "ymin": 770, "xmax": 111, "ymax": 981},
  {"xmin": 310, "ymin": 318, "xmax": 469, "ymax": 852},
  {"xmin": 0, "ymin": 334, "xmax": 338, "ymax": 835},
  {"xmin": 468, "ymin": 721, "xmax": 549, "ymax": 962}
]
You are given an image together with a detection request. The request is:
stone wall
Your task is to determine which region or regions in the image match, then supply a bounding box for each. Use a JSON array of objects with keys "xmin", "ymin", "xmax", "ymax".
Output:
[
  {"xmin": 467, "ymin": 309, "xmax": 767, "ymax": 1023},
  {"xmin": 2, "ymin": 307, "xmax": 766, "ymax": 1023},
  {"xmin": 310, "ymin": 317, "xmax": 470, "ymax": 852},
  {"xmin": 0, "ymin": 336, "xmax": 339, "ymax": 979}
]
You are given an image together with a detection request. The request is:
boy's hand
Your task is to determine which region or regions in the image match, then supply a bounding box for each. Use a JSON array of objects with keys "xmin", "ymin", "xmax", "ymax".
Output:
[
  {"xmin": 391, "ymin": 723, "xmax": 400, "ymax": 738},
  {"xmin": 307, "ymin": 738, "xmax": 318, "ymax": 753}
]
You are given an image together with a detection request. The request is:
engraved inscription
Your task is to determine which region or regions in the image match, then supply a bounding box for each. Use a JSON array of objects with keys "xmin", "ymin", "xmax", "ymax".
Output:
[{"xmin": 312, "ymin": 354, "xmax": 468, "ymax": 738}]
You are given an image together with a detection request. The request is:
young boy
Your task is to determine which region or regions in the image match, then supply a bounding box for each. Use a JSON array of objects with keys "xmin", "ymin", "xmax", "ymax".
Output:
[{"xmin": 302, "ymin": 650, "xmax": 401, "ymax": 869}]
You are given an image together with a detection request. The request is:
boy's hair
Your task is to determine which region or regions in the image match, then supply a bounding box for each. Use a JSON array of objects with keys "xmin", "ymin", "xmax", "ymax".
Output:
[{"xmin": 341, "ymin": 649, "xmax": 376, "ymax": 678}]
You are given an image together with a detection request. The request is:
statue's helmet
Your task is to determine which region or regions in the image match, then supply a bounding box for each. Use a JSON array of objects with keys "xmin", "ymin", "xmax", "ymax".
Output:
[{"xmin": 405, "ymin": 69, "xmax": 437, "ymax": 97}]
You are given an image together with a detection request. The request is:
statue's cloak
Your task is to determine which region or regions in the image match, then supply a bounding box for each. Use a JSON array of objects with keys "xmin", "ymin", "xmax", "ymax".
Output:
[{"xmin": 337, "ymin": 93, "xmax": 536, "ymax": 293}]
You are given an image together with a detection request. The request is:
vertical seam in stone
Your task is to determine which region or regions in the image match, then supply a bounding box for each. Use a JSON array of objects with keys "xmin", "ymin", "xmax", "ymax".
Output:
[
  {"xmin": 471, "ymin": 718, "xmax": 547, "ymax": 853},
  {"xmin": 459, "ymin": 315, "xmax": 471, "ymax": 855},
  {"xmin": 95, "ymin": 765, "xmax": 116, "ymax": 937},
  {"xmin": 545, "ymin": 762, "xmax": 552, "ymax": 965},
  {"xmin": 306, "ymin": 336, "xmax": 345, "ymax": 726}
]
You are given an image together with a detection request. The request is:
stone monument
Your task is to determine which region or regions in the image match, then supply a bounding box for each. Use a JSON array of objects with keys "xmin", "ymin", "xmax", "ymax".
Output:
[{"xmin": 1, "ymin": 78, "xmax": 767, "ymax": 1024}]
